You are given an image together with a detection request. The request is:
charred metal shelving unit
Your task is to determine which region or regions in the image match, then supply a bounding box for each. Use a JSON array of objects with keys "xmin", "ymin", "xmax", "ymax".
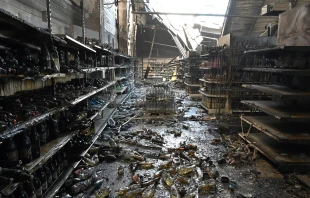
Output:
[
  {"xmin": 183, "ymin": 51, "xmax": 202, "ymax": 99},
  {"xmin": 0, "ymin": 9, "xmax": 135, "ymax": 196},
  {"xmin": 239, "ymin": 46, "xmax": 310, "ymax": 172},
  {"xmin": 114, "ymin": 53, "xmax": 136, "ymax": 106},
  {"xmin": 199, "ymin": 34, "xmax": 276, "ymax": 114}
]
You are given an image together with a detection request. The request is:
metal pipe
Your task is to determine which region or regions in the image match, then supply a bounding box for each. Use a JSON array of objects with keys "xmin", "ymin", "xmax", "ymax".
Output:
[
  {"xmin": 144, "ymin": 41, "xmax": 178, "ymax": 48},
  {"xmin": 132, "ymin": 11, "xmax": 279, "ymax": 19}
]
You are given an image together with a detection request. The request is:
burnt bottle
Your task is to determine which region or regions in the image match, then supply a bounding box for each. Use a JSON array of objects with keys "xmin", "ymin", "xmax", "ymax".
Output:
[
  {"xmin": 1, "ymin": 168, "xmax": 33, "ymax": 182},
  {"xmin": 5, "ymin": 137, "xmax": 19, "ymax": 162},
  {"xmin": 61, "ymin": 150, "xmax": 68, "ymax": 168},
  {"xmin": 49, "ymin": 116, "xmax": 60, "ymax": 139},
  {"xmin": 53, "ymin": 156, "xmax": 61, "ymax": 177},
  {"xmin": 19, "ymin": 131, "xmax": 33, "ymax": 164},
  {"xmin": 43, "ymin": 165, "xmax": 53, "ymax": 186},
  {"xmin": 30, "ymin": 125, "xmax": 41, "ymax": 159},
  {"xmin": 23, "ymin": 179, "xmax": 36, "ymax": 198},
  {"xmin": 37, "ymin": 123, "xmax": 47, "ymax": 145},
  {"xmin": 14, "ymin": 184, "xmax": 29, "ymax": 198},
  {"xmin": 56, "ymin": 153, "xmax": 63, "ymax": 172},
  {"xmin": 48, "ymin": 160, "xmax": 57, "ymax": 181},
  {"xmin": 36, "ymin": 168, "xmax": 48, "ymax": 193},
  {"xmin": 41, "ymin": 45, "xmax": 51, "ymax": 70},
  {"xmin": 43, "ymin": 121, "xmax": 50, "ymax": 142},
  {"xmin": 33, "ymin": 176, "xmax": 42, "ymax": 198}
]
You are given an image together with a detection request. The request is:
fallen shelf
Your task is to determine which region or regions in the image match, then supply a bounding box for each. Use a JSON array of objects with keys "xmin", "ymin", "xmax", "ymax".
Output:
[
  {"xmin": 239, "ymin": 133, "xmax": 310, "ymax": 172},
  {"xmin": 241, "ymin": 116, "xmax": 310, "ymax": 144},
  {"xmin": 241, "ymin": 100, "xmax": 310, "ymax": 121},
  {"xmin": 242, "ymin": 84, "xmax": 310, "ymax": 98}
]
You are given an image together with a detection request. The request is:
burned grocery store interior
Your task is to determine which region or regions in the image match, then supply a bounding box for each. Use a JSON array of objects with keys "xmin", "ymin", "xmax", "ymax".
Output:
[{"xmin": 1, "ymin": 0, "xmax": 310, "ymax": 197}]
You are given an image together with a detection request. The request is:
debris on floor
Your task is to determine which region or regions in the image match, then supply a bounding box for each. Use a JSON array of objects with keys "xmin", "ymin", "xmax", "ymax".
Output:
[{"xmin": 55, "ymin": 85, "xmax": 310, "ymax": 198}]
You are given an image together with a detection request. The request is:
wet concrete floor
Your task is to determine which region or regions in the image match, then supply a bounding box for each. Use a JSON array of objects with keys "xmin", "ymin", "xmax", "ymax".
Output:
[{"xmin": 89, "ymin": 86, "xmax": 309, "ymax": 198}]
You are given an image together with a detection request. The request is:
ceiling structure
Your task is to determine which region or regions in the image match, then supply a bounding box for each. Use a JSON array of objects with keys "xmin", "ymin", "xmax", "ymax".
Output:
[{"xmin": 222, "ymin": 0, "xmax": 310, "ymax": 37}]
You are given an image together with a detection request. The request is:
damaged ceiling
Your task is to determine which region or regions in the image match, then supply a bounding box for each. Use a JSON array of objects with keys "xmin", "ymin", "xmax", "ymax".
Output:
[{"xmin": 222, "ymin": 0, "xmax": 309, "ymax": 37}]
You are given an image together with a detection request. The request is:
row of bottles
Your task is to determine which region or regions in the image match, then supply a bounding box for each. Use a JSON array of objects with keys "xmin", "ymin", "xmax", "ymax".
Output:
[
  {"xmin": 0, "ymin": 45, "xmax": 60, "ymax": 77},
  {"xmin": 0, "ymin": 149, "xmax": 69, "ymax": 198},
  {"xmin": 1, "ymin": 91, "xmax": 103, "ymax": 166},
  {"xmin": 1, "ymin": 112, "xmax": 95, "ymax": 166},
  {"xmin": 0, "ymin": 78, "xmax": 109, "ymax": 133},
  {"xmin": 1, "ymin": 117, "xmax": 59, "ymax": 165}
]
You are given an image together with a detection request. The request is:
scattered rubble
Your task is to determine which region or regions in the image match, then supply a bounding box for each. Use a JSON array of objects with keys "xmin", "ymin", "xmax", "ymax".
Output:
[{"xmin": 54, "ymin": 85, "xmax": 310, "ymax": 198}]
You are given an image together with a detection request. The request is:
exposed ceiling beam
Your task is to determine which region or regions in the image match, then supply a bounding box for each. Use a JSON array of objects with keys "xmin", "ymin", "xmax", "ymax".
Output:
[
  {"xmin": 144, "ymin": 41, "xmax": 178, "ymax": 48},
  {"xmin": 132, "ymin": 11, "xmax": 278, "ymax": 19}
]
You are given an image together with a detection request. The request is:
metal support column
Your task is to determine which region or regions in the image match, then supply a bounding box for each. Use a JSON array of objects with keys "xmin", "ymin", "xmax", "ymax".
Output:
[
  {"xmin": 46, "ymin": 0, "xmax": 52, "ymax": 32},
  {"xmin": 144, "ymin": 28, "xmax": 156, "ymax": 79}
]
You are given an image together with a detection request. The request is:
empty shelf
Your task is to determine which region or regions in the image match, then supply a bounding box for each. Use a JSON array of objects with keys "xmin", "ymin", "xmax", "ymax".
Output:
[
  {"xmin": 241, "ymin": 116, "xmax": 310, "ymax": 144},
  {"xmin": 243, "ymin": 68, "xmax": 310, "ymax": 76},
  {"xmin": 242, "ymin": 84, "xmax": 310, "ymax": 98},
  {"xmin": 241, "ymin": 100, "xmax": 310, "ymax": 121},
  {"xmin": 239, "ymin": 133, "xmax": 310, "ymax": 173}
]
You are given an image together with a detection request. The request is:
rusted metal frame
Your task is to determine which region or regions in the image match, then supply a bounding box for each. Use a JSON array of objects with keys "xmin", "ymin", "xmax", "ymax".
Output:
[
  {"xmin": 241, "ymin": 116, "xmax": 244, "ymax": 135},
  {"xmin": 238, "ymin": 133, "xmax": 275, "ymax": 164},
  {"xmin": 252, "ymin": 148, "xmax": 258, "ymax": 161},
  {"xmin": 241, "ymin": 116, "xmax": 253, "ymax": 137}
]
